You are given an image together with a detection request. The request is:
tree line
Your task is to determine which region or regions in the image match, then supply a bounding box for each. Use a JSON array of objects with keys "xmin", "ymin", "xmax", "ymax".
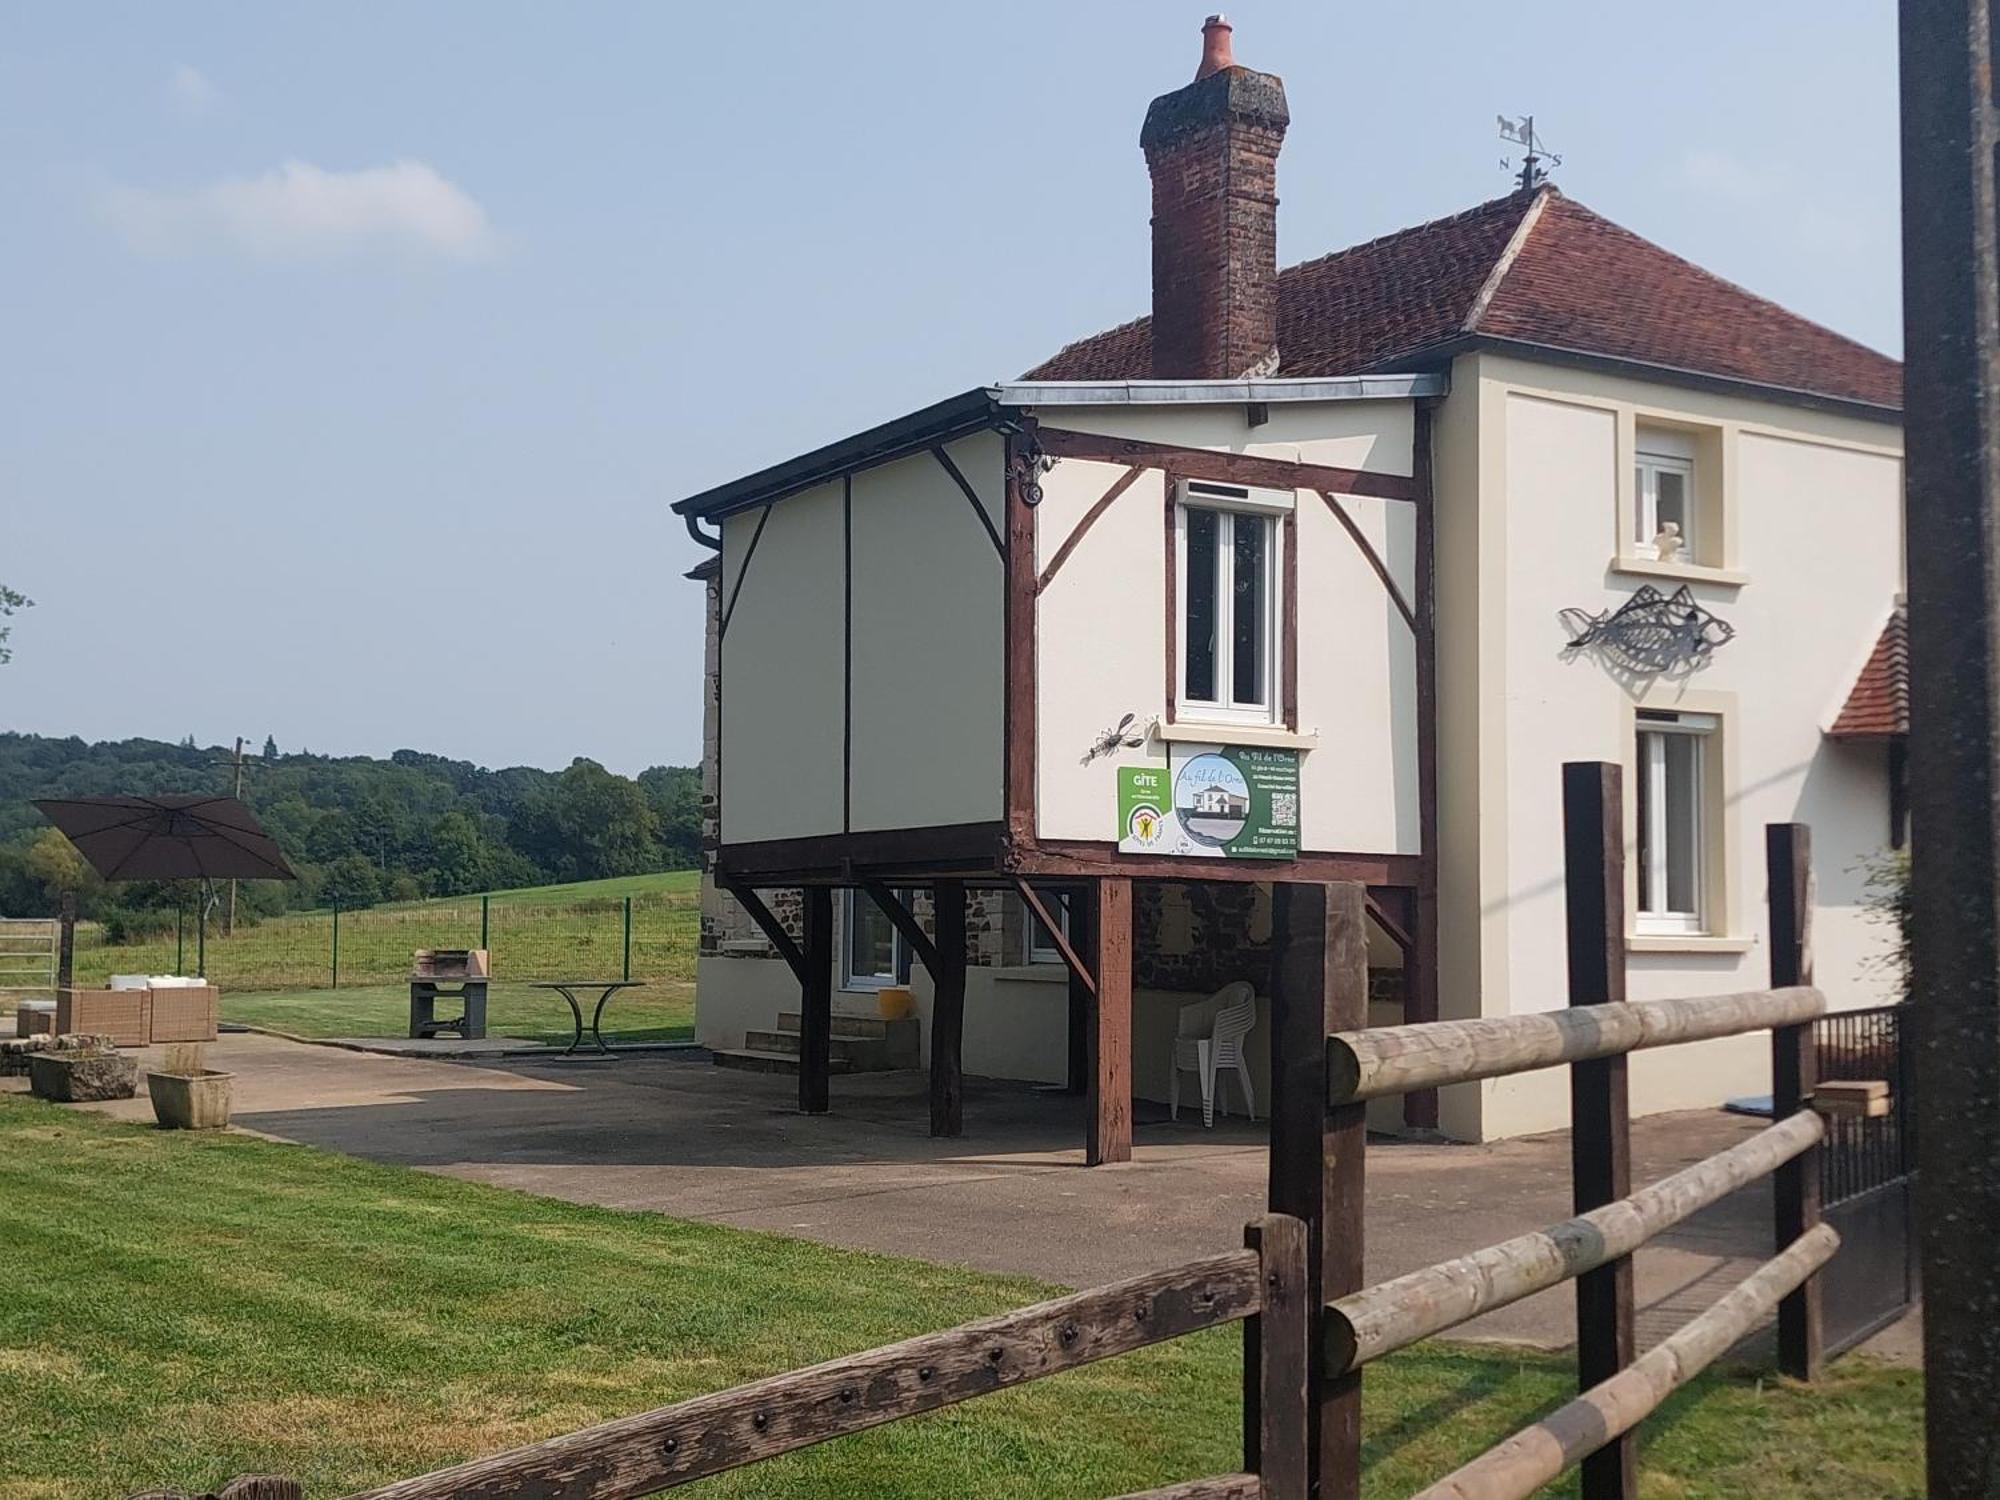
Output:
[{"xmin": 0, "ymin": 732, "xmax": 700, "ymax": 935}]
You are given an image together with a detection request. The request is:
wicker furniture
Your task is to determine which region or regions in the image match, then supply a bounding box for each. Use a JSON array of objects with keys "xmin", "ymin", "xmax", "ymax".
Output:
[{"xmin": 53, "ymin": 984, "xmax": 218, "ymax": 1046}]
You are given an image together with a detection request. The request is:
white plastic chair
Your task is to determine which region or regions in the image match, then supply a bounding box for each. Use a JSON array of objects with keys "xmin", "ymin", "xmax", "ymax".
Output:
[{"xmin": 1169, "ymin": 981, "xmax": 1258, "ymax": 1127}]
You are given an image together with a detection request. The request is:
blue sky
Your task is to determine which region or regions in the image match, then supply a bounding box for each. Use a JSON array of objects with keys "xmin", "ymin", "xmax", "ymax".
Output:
[{"xmin": 0, "ymin": 2, "xmax": 1900, "ymax": 774}]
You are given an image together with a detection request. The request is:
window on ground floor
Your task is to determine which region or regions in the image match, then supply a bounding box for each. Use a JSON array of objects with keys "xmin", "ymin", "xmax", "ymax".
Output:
[
  {"xmin": 1635, "ymin": 709, "xmax": 1718, "ymax": 935},
  {"xmin": 1024, "ymin": 890, "xmax": 1072, "ymax": 965},
  {"xmin": 842, "ymin": 889, "xmax": 914, "ymax": 991}
]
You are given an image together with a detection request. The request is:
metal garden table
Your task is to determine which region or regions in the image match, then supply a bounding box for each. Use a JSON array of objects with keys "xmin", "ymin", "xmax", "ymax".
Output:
[{"xmin": 531, "ymin": 980, "xmax": 643, "ymax": 1056}]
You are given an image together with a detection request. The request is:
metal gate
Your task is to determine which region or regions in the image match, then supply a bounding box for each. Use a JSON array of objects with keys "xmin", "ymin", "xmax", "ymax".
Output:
[
  {"xmin": 0, "ymin": 918, "xmax": 57, "ymax": 1002},
  {"xmin": 1816, "ymin": 1003, "xmax": 1918, "ymax": 1357}
]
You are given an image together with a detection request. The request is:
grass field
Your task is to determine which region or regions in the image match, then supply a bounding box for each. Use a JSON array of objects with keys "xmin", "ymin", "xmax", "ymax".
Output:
[
  {"xmin": 222, "ymin": 980, "xmax": 696, "ymax": 1047},
  {"xmin": 70, "ymin": 870, "xmax": 703, "ymax": 996},
  {"xmin": 0, "ymin": 1092, "xmax": 1924, "ymax": 1499}
]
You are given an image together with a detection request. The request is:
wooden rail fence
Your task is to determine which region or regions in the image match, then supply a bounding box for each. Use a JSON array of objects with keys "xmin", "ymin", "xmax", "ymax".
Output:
[{"xmin": 160, "ymin": 762, "xmax": 1851, "ymax": 1499}]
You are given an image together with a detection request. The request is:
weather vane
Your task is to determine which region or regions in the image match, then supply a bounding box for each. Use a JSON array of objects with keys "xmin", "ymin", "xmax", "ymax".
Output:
[{"xmin": 1498, "ymin": 114, "xmax": 1562, "ymax": 191}]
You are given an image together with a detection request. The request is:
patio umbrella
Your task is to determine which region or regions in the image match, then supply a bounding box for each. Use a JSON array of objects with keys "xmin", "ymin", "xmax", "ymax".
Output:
[{"xmin": 33, "ymin": 795, "xmax": 296, "ymax": 882}]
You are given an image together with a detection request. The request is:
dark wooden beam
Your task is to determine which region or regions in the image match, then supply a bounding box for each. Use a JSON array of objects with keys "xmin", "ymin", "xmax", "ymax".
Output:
[
  {"xmin": 717, "ymin": 504, "xmax": 772, "ymax": 642},
  {"xmin": 930, "ymin": 880, "xmax": 968, "ymax": 1138},
  {"xmin": 1086, "ymin": 877, "xmax": 1134, "ymax": 1165},
  {"xmin": 717, "ymin": 879, "xmax": 809, "ymax": 985},
  {"xmin": 1267, "ymin": 880, "xmax": 1369, "ymax": 1499},
  {"xmin": 1037, "ymin": 426, "xmax": 1420, "ymax": 503},
  {"xmin": 1561, "ymin": 763, "xmax": 1637, "ymax": 1500},
  {"xmin": 931, "ymin": 445, "xmax": 1006, "ymax": 558},
  {"xmin": 1036, "ymin": 465, "xmax": 1145, "ymax": 595},
  {"xmin": 862, "ymin": 882, "xmax": 939, "ymax": 976},
  {"xmin": 1767, "ymin": 823, "xmax": 1825, "ymax": 1381},
  {"xmin": 716, "ymin": 821, "xmax": 1004, "ymax": 884},
  {"xmin": 1314, "ymin": 491, "xmax": 1416, "ymax": 630},
  {"xmin": 1363, "ymin": 890, "xmax": 1414, "ymax": 956},
  {"xmin": 1006, "ymin": 839, "xmax": 1420, "ymax": 889},
  {"xmin": 1013, "ymin": 879, "xmax": 1095, "ymax": 999},
  {"xmin": 798, "ymin": 888, "xmax": 833, "ymax": 1116},
  {"xmin": 1409, "ymin": 400, "xmax": 1442, "ymax": 1132},
  {"xmin": 1003, "ymin": 428, "xmax": 1040, "ymax": 848}
]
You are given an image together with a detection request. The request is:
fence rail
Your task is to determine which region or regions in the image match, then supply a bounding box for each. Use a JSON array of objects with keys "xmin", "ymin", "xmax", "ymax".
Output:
[
  {"xmin": 151, "ymin": 765, "xmax": 1869, "ymax": 1500},
  {"xmin": 348, "ymin": 1221, "xmax": 1301, "ymax": 1500}
]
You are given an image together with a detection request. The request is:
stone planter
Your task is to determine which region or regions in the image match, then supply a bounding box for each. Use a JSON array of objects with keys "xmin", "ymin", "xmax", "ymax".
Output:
[
  {"xmin": 27, "ymin": 1048, "xmax": 138, "ymax": 1103},
  {"xmin": 146, "ymin": 1069, "xmax": 234, "ymax": 1130}
]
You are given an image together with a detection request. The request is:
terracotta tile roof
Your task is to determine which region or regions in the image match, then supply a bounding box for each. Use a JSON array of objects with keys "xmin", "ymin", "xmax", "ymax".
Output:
[
  {"xmin": 1829, "ymin": 608, "xmax": 1909, "ymax": 739},
  {"xmin": 1025, "ymin": 186, "xmax": 1902, "ymax": 412}
]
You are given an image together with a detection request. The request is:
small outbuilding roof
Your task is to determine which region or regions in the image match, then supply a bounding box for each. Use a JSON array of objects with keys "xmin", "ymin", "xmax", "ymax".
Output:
[{"xmin": 1828, "ymin": 608, "xmax": 1910, "ymax": 740}]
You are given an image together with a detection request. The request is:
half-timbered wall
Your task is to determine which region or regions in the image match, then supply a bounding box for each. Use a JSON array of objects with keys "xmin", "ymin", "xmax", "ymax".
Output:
[
  {"xmin": 1031, "ymin": 402, "xmax": 1421, "ymax": 857},
  {"xmin": 716, "ymin": 431, "xmax": 1006, "ymax": 846}
]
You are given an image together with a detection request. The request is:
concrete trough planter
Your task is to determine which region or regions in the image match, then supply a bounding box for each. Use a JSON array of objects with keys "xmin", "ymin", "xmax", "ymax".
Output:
[
  {"xmin": 146, "ymin": 1069, "xmax": 234, "ymax": 1130},
  {"xmin": 27, "ymin": 1048, "xmax": 138, "ymax": 1103}
]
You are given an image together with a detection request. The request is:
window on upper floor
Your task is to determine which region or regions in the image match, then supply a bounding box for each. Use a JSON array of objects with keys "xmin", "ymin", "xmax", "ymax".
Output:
[
  {"xmin": 1634, "ymin": 428, "xmax": 1698, "ymax": 562},
  {"xmin": 1635, "ymin": 709, "xmax": 1717, "ymax": 935},
  {"xmin": 1176, "ymin": 480, "xmax": 1287, "ymax": 725}
]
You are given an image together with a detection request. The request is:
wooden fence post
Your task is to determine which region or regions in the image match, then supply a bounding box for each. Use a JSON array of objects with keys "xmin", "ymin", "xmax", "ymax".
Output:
[
  {"xmin": 1268, "ymin": 879, "xmax": 1368, "ymax": 1500},
  {"xmin": 1562, "ymin": 762, "xmax": 1637, "ymax": 1500},
  {"xmin": 57, "ymin": 890, "xmax": 74, "ymax": 991},
  {"xmin": 799, "ymin": 888, "xmax": 833, "ymax": 1115},
  {"xmin": 1243, "ymin": 1212, "xmax": 1309, "ymax": 1500},
  {"xmin": 1767, "ymin": 822, "xmax": 1825, "ymax": 1380}
]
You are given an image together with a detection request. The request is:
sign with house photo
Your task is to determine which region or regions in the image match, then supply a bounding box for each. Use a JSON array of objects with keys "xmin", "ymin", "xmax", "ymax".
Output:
[{"xmin": 1117, "ymin": 745, "xmax": 1299, "ymax": 859}]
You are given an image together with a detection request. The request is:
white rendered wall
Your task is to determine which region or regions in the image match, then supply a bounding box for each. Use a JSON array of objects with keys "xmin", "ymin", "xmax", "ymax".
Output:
[
  {"xmin": 716, "ymin": 433, "xmax": 1005, "ymax": 845},
  {"xmin": 848, "ymin": 432, "xmax": 1006, "ymax": 831},
  {"xmin": 1443, "ymin": 355, "xmax": 1904, "ymax": 1140},
  {"xmin": 718, "ymin": 481, "xmax": 846, "ymax": 844}
]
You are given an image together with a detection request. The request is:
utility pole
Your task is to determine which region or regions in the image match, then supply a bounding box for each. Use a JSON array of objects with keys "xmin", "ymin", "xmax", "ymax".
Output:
[
  {"xmin": 1898, "ymin": 2, "xmax": 2000, "ymax": 1493},
  {"xmin": 224, "ymin": 735, "xmax": 245, "ymax": 937}
]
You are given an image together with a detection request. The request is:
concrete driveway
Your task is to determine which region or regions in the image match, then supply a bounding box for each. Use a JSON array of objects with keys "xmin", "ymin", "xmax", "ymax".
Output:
[{"xmin": 27, "ymin": 1030, "xmax": 1917, "ymax": 1361}]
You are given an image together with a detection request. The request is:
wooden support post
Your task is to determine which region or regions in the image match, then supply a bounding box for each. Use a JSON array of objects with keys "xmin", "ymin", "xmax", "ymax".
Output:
[
  {"xmin": 1243, "ymin": 1212, "xmax": 1309, "ymax": 1500},
  {"xmin": 56, "ymin": 891, "xmax": 75, "ymax": 991},
  {"xmin": 1085, "ymin": 877, "xmax": 1133, "ymax": 1165},
  {"xmin": 931, "ymin": 880, "xmax": 968, "ymax": 1138},
  {"xmin": 1269, "ymin": 880, "xmax": 1368, "ymax": 1500},
  {"xmin": 1561, "ymin": 762, "xmax": 1637, "ymax": 1500},
  {"xmin": 799, "ymin": 888, "xmax": 833, "ymax": 1116},
  {"xmin": 1767, "ymin": 822, "xmax": 1825, "ymax": 1381}
]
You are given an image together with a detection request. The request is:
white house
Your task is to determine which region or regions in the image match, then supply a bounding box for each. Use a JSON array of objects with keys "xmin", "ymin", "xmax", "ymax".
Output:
[{"xmin": 673, "ymin": 17, "xmax": 1904, "ymax": 1153}]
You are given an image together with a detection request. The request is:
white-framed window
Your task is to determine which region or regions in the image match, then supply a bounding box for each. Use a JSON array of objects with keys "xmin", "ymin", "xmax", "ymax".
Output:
[
  {"xmin": 1635, "ymin": 710, "xmax": 1716, "ymax": 935},
  {"xmin": 1634, "ymin": 429, "xmax": 1697, "ymax": 560},
  {"xmin": 1177, "ymin": 480, "xmax": 1286, "ymax": 724},
  {"xmin": 1023, "ymin": 890, "xmax": 1072, "ymax": 965},
  {"xmin": 842, "ymin": 889, "xmax": 914, "ymax": 991}
]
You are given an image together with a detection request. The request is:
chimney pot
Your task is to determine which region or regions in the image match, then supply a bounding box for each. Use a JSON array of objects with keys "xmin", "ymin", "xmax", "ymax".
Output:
[{"xmin": 1195, "ymin": 14, "xmax": 1234, "ymax": 80}]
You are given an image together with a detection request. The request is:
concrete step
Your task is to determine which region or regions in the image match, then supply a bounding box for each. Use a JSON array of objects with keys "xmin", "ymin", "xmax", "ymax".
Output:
[
  {"xmin": 710, "ymin": 1047, "xmax": 856, "ymax": 1077},
  {"xmin": 744, "ymin": 1029, "xmax": 905, "ymax": 1071},
  {"xmin": 776, "ymin": 1011, "xmax": 903, "ymax": 1040},
  {"xmin": 770, "ymin": 1012, "xmax": 921, "ymax": 1069}
]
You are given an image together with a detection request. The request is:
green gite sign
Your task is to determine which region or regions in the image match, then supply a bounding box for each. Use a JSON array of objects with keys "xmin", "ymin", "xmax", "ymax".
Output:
[{"xmin": 1117, "ymin": 743, "xmax": 1300, "ymax": 859}]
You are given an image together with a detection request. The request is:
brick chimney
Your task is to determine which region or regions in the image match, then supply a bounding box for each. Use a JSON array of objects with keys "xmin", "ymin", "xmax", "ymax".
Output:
[{"xmin": 1140, "ymin": 15, "xmax": 1290, "ymax": 380}]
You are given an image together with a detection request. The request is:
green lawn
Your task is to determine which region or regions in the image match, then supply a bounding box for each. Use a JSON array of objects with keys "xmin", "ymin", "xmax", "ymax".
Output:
[
  {"xmin": 222, "ymin": 980, "xmax": 696, "ymax": 1047},
  {"xmin": 0, "ymin": 1094, "xmax": 1923, "ymax": 1499},
  {"xmin": 71, "ymin": 871, "xmax": 703, "ymax": 995}
]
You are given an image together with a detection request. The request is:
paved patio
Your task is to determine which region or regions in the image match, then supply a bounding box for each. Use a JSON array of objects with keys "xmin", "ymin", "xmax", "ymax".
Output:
[{"xmin": 13, "ymin": 1029, "xmax": 1917, "ymax": 1361}]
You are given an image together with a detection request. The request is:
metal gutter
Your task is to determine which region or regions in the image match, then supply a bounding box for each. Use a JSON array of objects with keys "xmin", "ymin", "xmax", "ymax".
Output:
[
  {"xmin": 996, "ymin": 373, "xmax": 1447, "ymax": 406},
  {"xmin": 671, "ymin": 388, "xmax": 1006, "ymax": 523},
  {"xmin": 671, "ymin": 374, "xmax": 1447, "ymax": 523}
]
